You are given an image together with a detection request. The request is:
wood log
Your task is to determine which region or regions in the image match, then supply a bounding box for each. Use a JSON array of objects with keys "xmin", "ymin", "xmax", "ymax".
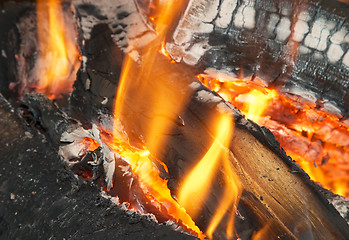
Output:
[{"xmin": 2, "ymin": 0, "xmax": 347, "ymax": 114}]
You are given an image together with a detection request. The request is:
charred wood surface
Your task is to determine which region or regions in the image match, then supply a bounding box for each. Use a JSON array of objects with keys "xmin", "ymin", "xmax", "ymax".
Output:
[
  {"xmin": 165, "ymin": 0, "xmax": 349, "ymax": 116},
  {"xmin": 0, "ymin": 94, "xmax": 197, "ymax": 240}
]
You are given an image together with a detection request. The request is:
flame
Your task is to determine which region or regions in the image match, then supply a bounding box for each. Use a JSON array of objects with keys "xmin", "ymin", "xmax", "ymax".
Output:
[
  {"xmin": 114, "ymin": 0, "xmax": 188, "ymax": 154},
  {"xmin": 36, "ymin": 0, "xmax": 80, "ymax": 98},
  {"xmin": 235, "ymin": 88, "xmax": 278, "ymax": 122},
  {"xmin": 178, "ymin": 114, "xmax": 241, "ymax": 239},
  {"xmin": 198, "ymin": 74, "xmax": 349, "ymax": 198},
  {"xmin": 112, "ymin": 0, "xmax": 206, "ymax": 237}
]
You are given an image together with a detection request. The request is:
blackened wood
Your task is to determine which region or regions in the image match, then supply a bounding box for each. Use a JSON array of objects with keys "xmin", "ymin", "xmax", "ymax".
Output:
[
  {"xmin": 165, "ymin": 0, "xmax": 349, "ymax": 116},
  {"xmin": 0, "ymin": 1, "xmax": 35, "ymax": 98},
  {"xmin": 0, "ymin": 94, "xmax": 197, "ymax": 240}
]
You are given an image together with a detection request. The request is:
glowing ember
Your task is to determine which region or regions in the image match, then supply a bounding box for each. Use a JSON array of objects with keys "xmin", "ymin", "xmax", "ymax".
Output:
[
  {"xmin": 104, "ymin": 134, "xmax": 204, "ymax": 238},
  {"xmin": 197, "ymin": 74, "xmax": 349, "ymax": 198},
  {"xmin": 35, "ymin": 0, "xmax": 80, "ymax": 99}
]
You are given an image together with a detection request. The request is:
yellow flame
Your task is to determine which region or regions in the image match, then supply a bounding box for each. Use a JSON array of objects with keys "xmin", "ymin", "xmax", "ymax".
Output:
[
  {"xmin": 178, "ymin": 114, "xmax": 241, "ymax": 238},
  {"xmin": 107, "ymin": 137, "xmax": 204, "ymax": 238},
  {"xmin": 251, "ymin": 222, "xmax": 273, "ymax": 240},
  {"xmin": 36, "ymin": 0, "xmax": 79, "ymax": 98},
  {"xmin": 113, "ymin": 0, "xmax": 205, "ymax": 236},
  {"xmin": 240, "ymin": 88, "xmax": 278, "ymax": 122},
  {"xmin": 114, "ymin": 0, "xmax": 188, "ymax": 154}
]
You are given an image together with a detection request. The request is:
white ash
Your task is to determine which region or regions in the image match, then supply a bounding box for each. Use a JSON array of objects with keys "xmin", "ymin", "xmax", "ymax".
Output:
[
  {"xmin": 284, "ymin": 87, "xmax": 317, "ymax": 104},
  {"xmin": 216, "ymin": 102, "xmax": 234, "ymax": 116},
  {"xmin": 1, "ymin": 49, "xmax": 7, "ymax": 58},
  {"xmin": 81, "ymin": 55, "xmax": 88, "ymax": 72},
  {"xmin": 203, "ymin": 68, "xmax": 238, "ymax": 81},
  {"xmin": 188, "ymin": 82, "xmax": 202, "ymax": 91},
  {"xmin": 101, "ymin": 97, "xmax": 108, "ymax": 105},
  {"xmin": 215, "ymin": 0, "xmax": 238, "ymax": 29},
  {"xmin": 85, "ymin": 78, "xmax": 91, "ymax": 90},
  {"xmin": 343, "ymin": 51, "xmax": 349, "ymax": 68},
  {"xmin": 182, "ymin": 41, "xmax": 211, "ymax": 66},
  {"xmin": 165, "ymin": 0, "xmax": 220, "ymax": 65},
  {"xmin": 323, "ymin": 102, "xmax": 343, "ymax": 117},
  {"xmin": 233, "ymin": 0, "xmax": 256, "ymax": 30},
  {"xmin": 73, "ymin": 0, "xmax": 156, "ymax": 59},
  {"xmin": 59, "ymin": 124, "xmax": 117, "ymax": 190},
  {"xmin": 267, "ymin": 13, "xmax": 280, "ymax": 36}
]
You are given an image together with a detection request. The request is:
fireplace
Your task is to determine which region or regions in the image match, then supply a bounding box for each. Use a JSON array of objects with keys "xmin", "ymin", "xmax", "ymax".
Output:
[{"xmin": 0, "ymin": 0, "xmax": 348, "ymax": 239}]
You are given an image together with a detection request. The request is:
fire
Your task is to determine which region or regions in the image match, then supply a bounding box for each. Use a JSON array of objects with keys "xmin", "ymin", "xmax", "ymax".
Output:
[
  {"xmin": 36, "ymin": 0, "xmax": 80, "ymax": 99},
  {"xmin": 178, "ymin": 114, "xmax": 241, "ymax": 238},
  {"xmin": 105, "ymin": 136, "xmax": 204, "ymax": 237},
  {"xmin": 112, "ymin": 0, "xmax": 208, "ymax": 237},
  {"xmin": 198, "ymin": 74, "xmax": 349, "ymax": 198}
]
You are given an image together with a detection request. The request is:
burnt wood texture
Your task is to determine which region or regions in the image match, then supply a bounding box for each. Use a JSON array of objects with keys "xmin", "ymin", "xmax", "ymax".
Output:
[
  {"xmin": 165, "ymin": 0, "xmax": 349, "ymax": 116},
  {"xmin": 0, "ymin": 93, "xmax": 197, "ymax": 240}
]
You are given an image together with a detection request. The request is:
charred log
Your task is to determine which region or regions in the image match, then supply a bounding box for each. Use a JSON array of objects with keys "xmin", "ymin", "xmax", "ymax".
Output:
[
  {"xmin": 0, "ymin": 93, "xmax": 197, "ymax": 240},
  {"xmin": 165, "ymin": 0, "xmax": 349, "ymax": 116}
]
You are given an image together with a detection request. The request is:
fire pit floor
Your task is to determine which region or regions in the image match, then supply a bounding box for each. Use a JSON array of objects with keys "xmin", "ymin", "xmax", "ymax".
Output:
[{"xmin": 0, "ymin": 96, "xmax": 197, "ymax": 240}]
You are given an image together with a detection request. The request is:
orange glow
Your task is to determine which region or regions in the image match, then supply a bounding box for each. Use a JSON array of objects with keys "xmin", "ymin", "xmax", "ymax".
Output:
[
  {"xmin": 105, "ymin": 136, "xmax": 204, "ymax": 238},
  {"xmin": 198, "ymin": 74, "xmax": 349, "ymax": 198},
  {"xmin": 36, "ymin": 0, "xmax": 80, "ymax": 98},
  {"xmin": 82, "ymin": 138, "xmax": 100, "ymax": 151},
  {"xmin": 179, "ymin": 114, "xmax": 241, "ymax": 239},
  {"xmin": 236, "ymin": 88, "xmax": 278, "ymax": 122}
]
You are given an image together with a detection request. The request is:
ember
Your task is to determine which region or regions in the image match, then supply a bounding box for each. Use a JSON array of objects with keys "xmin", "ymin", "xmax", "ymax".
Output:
[{"xmin": 197, "ymin": 74, "xmax": 349, "ymax": 198}]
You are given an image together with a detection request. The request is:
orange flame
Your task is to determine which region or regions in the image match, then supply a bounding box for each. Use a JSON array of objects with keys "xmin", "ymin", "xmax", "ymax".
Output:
[
  {"xmin": 178, "ymin": 114, "xmax": 241, "ymax": 239},
  {"xmin": 36, "ymin": 0, "xmax": 80, "ymax": 98},
  {"xmin": 112, "ymin": 0, "xmax": 205, "ymax": 236},
  {"xmin": 198, "ymin": 74, "xmax": 349, "ymax": 198}
]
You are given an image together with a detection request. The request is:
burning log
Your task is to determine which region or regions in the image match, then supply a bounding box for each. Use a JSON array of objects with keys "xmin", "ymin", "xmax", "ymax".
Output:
[
  {"xmin": 1, "ymin": 0, "xmax": 349, "ymax": 239},
  {"xmin": 68, "ymin": 12, "xmax": 349, "ymax": 237},
  {"xmin": 69, "ymin": 0, "xmax": 349, "ymax": 238}
]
